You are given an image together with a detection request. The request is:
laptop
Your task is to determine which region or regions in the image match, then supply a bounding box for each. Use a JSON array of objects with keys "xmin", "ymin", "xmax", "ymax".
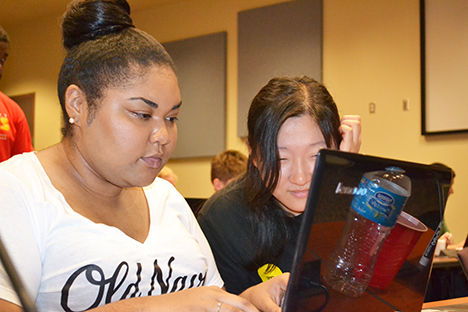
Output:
[{"xmin": 282, "ymin": 149, "xmax": 453, "ymax": 312}]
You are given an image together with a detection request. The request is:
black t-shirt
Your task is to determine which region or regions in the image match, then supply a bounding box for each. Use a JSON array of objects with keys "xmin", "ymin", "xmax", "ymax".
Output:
[{"xmin": 197, "ymin": 178, "xmax": 302, "ymax": 294}]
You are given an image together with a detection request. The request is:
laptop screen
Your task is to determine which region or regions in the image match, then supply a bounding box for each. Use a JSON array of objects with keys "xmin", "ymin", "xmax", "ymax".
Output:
[{"xmin": 282, "ymin": 149, "xmax": 453, "ymax": 312}]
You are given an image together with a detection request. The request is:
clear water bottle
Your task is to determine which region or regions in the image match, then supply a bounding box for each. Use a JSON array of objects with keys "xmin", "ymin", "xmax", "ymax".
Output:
[{"xmin": 323, "ymin": 167, "xmax": 411, "ymax": 298}]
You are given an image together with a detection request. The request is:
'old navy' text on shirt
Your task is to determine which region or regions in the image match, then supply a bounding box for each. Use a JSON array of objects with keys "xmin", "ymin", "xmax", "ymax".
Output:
[{"xmin": 60, "ymin": 256, "xmax": 207, "ymax": 312}]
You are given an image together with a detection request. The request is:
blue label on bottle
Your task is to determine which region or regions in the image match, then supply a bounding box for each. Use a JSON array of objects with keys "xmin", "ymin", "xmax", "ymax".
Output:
[{"xmin": 351, "ymin": 176, "xmax": 408, "ymax": 227}]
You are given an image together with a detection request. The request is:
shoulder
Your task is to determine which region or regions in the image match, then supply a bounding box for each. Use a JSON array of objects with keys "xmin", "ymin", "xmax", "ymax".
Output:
[
  {"xmin": 0, "ymin": 152, "xmax": 54, "ymax": 216},
  {"xmin": 0, "ymin": 91, "xmax": 26, "ymax": 117},
  {"xmin": 0, "ymin": 91, "xmax": 14, "ymax": 105},
  {"xmin": 0, "ymin": 152, "xmax": 42, "ymax": 186},
  {"xmin": 198, "ymin": 178, "xmax": 248, "ymax": 223},
  {"xmin": 197, "ymin": 178, "xmax": 256, "ymax": 268},
  {"xmin": 197, "ymin": 179, "xmax": 255, "ymax": 245}
]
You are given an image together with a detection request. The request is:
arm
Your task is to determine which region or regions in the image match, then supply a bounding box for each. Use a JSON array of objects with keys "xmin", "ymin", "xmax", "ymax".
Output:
[
  {"xmin": 0, "ymin": 300, "xmax": 23, "ymax": 312},
  {"xmin": 97, "ymin": 287, "xmax": 258, "ymax": 312},
  {"xmin": 0, "ymin": 287, "xmax": 259, "ymax": 312},
  {"xmin": 447, "ymin": 239, "xmax": 466, "ymax": 250}
]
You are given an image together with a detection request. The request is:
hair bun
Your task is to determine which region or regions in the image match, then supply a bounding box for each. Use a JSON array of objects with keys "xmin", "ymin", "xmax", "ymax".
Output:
[{"xmin": 62, "ymin": 0, "xmax": 134, "ymax": 51}]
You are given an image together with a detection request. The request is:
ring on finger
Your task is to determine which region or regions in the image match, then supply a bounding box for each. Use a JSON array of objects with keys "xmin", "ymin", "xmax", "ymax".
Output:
[{"xmin": 217, "ymin": 302, "xmax": 222, "ymax": 312}]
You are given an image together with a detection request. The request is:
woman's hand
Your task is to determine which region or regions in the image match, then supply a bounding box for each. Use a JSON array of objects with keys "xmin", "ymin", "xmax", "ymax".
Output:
[
  {"xmin": 440, "ymin": 232, "xmax": 454, "ymax": 246},
  {"xmin": 339, "ymin": 115, "xmax": 362, "ymax": 153},
  {"xmin": 86, "ymin": 285, "xmax": 259, "ymax": 312},
  {"xmin": 240, "ymin": 273, "xmax": 290, "ymax": 312},
  {"xmin": 154, "ymin": 286, "xmax": 259, "ymax": 312}
]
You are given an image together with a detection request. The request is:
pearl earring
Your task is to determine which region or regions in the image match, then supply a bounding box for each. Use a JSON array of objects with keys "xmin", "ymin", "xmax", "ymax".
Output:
[{"xmin": 69, "ymin": 117, "xmax": 75, "ymax": 124}]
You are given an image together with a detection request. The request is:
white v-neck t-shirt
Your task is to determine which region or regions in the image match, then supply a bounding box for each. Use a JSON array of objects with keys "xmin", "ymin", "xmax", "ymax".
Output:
[{"xmin": 0, "ymin": 152, "xmax": 222, "ymax": 311}]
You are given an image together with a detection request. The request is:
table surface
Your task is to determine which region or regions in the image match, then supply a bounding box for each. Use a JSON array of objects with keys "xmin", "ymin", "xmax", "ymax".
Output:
[{"xmin": 422, "ymin": 296, "xmax": 468, "ymax": 309}]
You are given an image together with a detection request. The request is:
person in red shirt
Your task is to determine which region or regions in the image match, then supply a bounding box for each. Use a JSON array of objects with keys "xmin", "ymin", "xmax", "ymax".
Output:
[{"xmin": 0, "ymin": 26, "xmax": 34, "ymax": 162}]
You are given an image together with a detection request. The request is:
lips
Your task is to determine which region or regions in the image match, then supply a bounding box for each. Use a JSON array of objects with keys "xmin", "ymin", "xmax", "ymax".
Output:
[
  {"xmin": 141, "ymin": 156, "xmax": 162, "ymax": 169},
  {"xmin": 290, "ymin": 190, "xmax": 309, "ymax": 198}
]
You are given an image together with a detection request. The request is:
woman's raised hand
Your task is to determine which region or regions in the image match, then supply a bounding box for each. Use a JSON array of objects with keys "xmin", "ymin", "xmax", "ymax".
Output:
[{"xmin": 339, "ymin": 115, "xmax": 362, "ymax": 153}]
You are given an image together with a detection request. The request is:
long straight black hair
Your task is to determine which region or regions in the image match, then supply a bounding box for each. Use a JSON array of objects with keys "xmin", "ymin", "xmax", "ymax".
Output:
[{"xmin": 244, "ymin": 76, "xmax": 342, "ymax": 268}]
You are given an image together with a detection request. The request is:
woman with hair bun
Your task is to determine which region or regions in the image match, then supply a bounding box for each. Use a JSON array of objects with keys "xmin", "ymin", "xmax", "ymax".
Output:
[{"xmin": 0, "ymin": 1, "xmax": 286, "ymax": 311}]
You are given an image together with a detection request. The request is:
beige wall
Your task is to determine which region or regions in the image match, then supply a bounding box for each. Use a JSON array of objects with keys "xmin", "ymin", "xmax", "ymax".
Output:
[
  {"xmin": 1, "ymin": 0, "xmax": 466, "ymax": 243},
  {"xmin": 322, "ymin": 0, "xmax": 468, "ymax": 244}
]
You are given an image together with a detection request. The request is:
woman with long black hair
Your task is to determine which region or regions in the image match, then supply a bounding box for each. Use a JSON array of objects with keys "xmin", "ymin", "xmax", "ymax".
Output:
[{"xmin": 198, "ymin": 76, "xmax": 361, "ymax": 295}]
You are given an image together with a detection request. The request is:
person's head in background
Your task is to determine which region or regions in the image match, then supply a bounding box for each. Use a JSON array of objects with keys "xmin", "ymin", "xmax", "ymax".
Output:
[
  {"xmin": 58, "ymin": 0, "xmax": 179, "ymax": 187},
  {"xmin": 431, "ymin": 162, "xmax": 456, "ymax": 196},
  {"xmin": 245, "ymin": 76, "xmax": 343, "ymax": 215},
  {"xmin": 158, "ymin": 166, "xmax": 178, "ymax": 187},
  {"xmin": 432, "ymin": 162, "xmax": 456, "ymax": 246},
  {"xmin": 211, "ymin": 150, "xmax": 247, "ymax": 191},
  {"xmin": 0, "ymin": 26, "xmax": 10, "ymax": 81}
]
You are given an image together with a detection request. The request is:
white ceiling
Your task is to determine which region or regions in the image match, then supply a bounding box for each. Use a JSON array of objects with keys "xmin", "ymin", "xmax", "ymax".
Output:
[{"xmin": 0, "ymin": 0, "xmax": 179, "ymax": 29}]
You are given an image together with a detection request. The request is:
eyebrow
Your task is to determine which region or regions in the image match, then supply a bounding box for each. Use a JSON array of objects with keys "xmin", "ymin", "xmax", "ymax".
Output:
[
  {"xmin": 278, "ymin": 140, "xmax": 326, "ymax": 150},
  {"xmin": 130, "ymin": 97, "xmax": 182, "ymax": 110}
]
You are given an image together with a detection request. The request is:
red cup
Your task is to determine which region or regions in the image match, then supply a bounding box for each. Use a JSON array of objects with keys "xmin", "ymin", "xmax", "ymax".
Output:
[{"xmin": 369, "ymin": 211, "xmax": 428, "ymax": 289}]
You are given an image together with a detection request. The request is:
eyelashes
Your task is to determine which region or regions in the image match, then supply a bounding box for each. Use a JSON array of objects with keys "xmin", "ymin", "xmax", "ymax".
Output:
[{"xmin": 132, "ymin": 112, "xmax": 179, "ymax": 124}]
